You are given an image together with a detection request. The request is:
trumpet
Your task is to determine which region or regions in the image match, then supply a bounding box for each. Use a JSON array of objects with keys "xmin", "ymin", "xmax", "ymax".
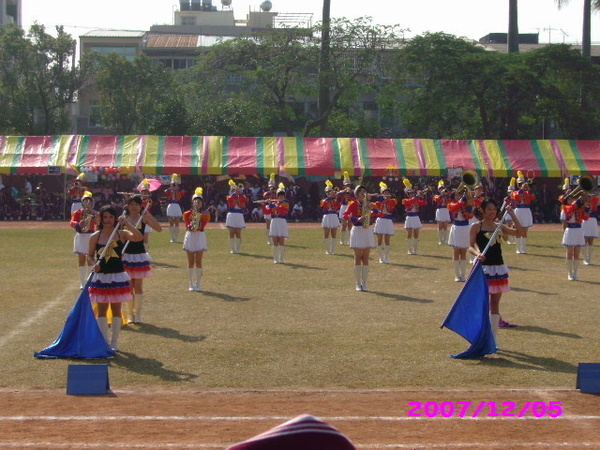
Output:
[{"xmin": 566, "ymin": 174, "xmax": 595, "ymax": 199}]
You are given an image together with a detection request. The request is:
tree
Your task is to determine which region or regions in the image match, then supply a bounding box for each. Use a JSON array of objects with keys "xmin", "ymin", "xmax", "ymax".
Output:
[
  {"xmin": 303, "ymin": 17, "xmax": 405, "ymax": 136},
  {"xmin": 555, "ymin": 0, "xmax": 600, "ymax": 59},
  {"xmin": 0, "ymin": 24, "xmax": 86, "ymax": 134},
  {"xmin": 89, "ymin": 53, "xmax": 186, "ymax": 134}
]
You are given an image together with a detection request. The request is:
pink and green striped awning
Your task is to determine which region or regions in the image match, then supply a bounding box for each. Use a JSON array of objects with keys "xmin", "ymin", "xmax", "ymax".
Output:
[{"xmin": 2, "ymin": 135, "xmax": 600, "ymax": 177}]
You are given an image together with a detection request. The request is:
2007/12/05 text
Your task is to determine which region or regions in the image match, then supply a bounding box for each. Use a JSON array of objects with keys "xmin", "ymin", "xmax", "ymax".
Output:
[{"xmin": 406, "ymin": 401, "xmax": 563, "ymax": 418}]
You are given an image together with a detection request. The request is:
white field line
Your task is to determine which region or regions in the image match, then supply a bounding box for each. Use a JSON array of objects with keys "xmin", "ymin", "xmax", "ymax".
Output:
[
  {"xmin": 0, "ymin": 286, "xmax": 73, "ymax": 350},
  {"xmin": 1, "ymin": 414, "xmax": 599, "ymax": 422}
]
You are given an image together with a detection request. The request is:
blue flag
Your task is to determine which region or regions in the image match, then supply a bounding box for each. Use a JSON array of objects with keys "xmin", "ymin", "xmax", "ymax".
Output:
[
  {"xmin": 441, "ymin": 261, "xmax": 497, "ymax": 359},
  {"xmin": 34, "ymin": 280, "xmax": 116, "ymax": 359}
]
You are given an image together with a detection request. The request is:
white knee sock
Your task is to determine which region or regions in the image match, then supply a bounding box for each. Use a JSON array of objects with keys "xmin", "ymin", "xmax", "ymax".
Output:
[
  {"xmin": 354, "ymin": 265, "xmax": 362, "ymax": 290},
  {"xmin": 96, "ymin": 317, "xmax": 109, "ymax": 344},
  {"xmin": 361, "ymin": 265, "xmax": 369, "ymax": 290},
  {"xmin": 110, "ymin": 317, "xmax": 122, "ymax": 350},
  {"xmin": 194, "ymin": 268, "xmax": 202, "ymax": 290},
  {"xmin": 459, "ymin": 259, "xmax": 467, "ymax": 280},
  {"xmin": 490, "ymin": 313, "xmax": 500, "ymax": 348},
  {"xmin": 384, "ymin": 245, "xmax": 390, "ymax": 262},
  {"xmin": 78, "ymin": 266, "xmax": 88, "ymax": 289},
  {"xmin": 133, "ymin": 294, "xmax": 143, "ymax": 323}
]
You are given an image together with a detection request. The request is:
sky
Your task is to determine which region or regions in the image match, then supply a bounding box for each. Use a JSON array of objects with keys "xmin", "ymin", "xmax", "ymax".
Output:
[{"xmin": 20, "ymin": 0, "xmax": 600, "ymax": 44}]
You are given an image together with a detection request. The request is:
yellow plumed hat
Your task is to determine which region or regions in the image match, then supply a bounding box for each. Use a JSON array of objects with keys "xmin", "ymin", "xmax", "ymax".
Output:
[
  {"xmin": 171, "ymin": 173, "xmax": 181, "ymax": 184},
  {"xmin": 268, "ymin": 172, "xmax": 276, "ymax": 187},
  {"xmin": 517, "ymin": 170, "xmax": 525, "ymax": 184},
  {"xmin": 325, "ymin": 179, "xmax": 333, "ymax": 191},
  {"xmin": 343, "ymin": 171, "xmax": 351, "ymax": 185},
  {"xmin": 438, "ymin": 179, "xmax": 445, "ymax": 187},
  {"xmin": 76, "ymin": 172, "xmax": 86, "ymax": 181},
  {"xmin": 277, "ymin": 182, "xmax": 286, "ymax": 194},
  {"xmin": 403, "ymin": 178, "xmax": 413, "ymax": 192},
  {"xmin": 193, "ymin": 187, "xmax": 203, "ymax": 199},
  {"xmin": 563, "ymin": 177, "xmax": 571, "ymax": 190},
  {"xmin": 379, "ymin": 181, "xmax": 389, "ymax": 193},
  {"xmin": 508, "ymin": 177, "xmax": 516, "ymax": 191},
  {"xmin": 82, "ymin": 190, "xmax": 93, "ymax": 200}
]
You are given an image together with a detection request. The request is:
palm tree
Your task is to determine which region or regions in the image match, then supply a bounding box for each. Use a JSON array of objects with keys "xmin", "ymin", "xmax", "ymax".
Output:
[
  {"xmin": 555, "ymin": 0, "xmax": 600, "ymax": 58},
  {"xmin": 508, "ymin": 0, "xmax": 519, "ymax": 53}
]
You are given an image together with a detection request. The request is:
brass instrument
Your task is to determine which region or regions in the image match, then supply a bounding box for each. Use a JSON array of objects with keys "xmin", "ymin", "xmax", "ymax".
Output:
[
  {"xmin": 360, "ymin": 195, "xmax": 372, "ymax": 228},
  {"xmin": 455, "ymin": 169, "xmax": 478, "ymax": 197},
  {"xmin": 79, "ymin": 205, "xmax": 94, "ymax": 233},
  {"xmin": 567, "ymin": 174, "xmax": 595, "ymax": 199},
  {"xmin": 192, "ymin": 208, "xmax": 200, "ymax": 230}
]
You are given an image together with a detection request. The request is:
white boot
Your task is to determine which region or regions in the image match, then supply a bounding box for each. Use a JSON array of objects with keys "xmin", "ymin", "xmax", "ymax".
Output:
[
  {"xmin": 355, "ymin": 265, "xmax": 362, "ymax": 291},
  {"xmin": 588, "ymin": 246, "xmax": 594, "ymax": 265},
  {"xmin": 516, "ymin": 237, "xmax": 522, "ymax": 254},
  {"xmin": 124, "ymin": 300, "xmax": 134, "ymax": 324},
  {"xmin": 110, "ymin": 317, "xmax": 122, "ymax": 351},
  {"xmin": 78, "ymin": 266, "xmax": 88, "ymax": 289},
  {"xmin": 521, "ymin": 237, "xmax": 527, "ymax": 254},
  {"xmin": 459, "ymin": 259, "xmax": 467, "ymax": 282},
  {"xmin": 189, "ymin": 268, "xmax": 195, "ymax": 291},
  {"xmin": 361, "ymin": 265, "xmax": 369, "ymax": 291},
  {"xmin": 279, "ymin": 246, "xmax": 285, "ymax": 263},
  {"xmin": 273, "ymin": 246, "xmax": 280, "ymax": 263},
  {"xmin": 266, "ymin": 229, "xmax": 272, "ymax": 245},
  {"xmin": 194, "ymin": 268, "xmax": 202, "ymax": 291},
  {"xmin": 133, "ymin": 293, "xmax": 143, "ymax": 323},
  {"xmin": 173, "ymin": 226, "xmax": 180, "ymax": 243},
  {"xmin": 490, "ymin": 314, "xmax": 500, "ymax": 349},
  {"xmin": 407, "ymin": 238, "xmax": 413, "ymax": 254},
  {"xmin": 229, "ymin": 238, "xmax": 235, "ymax": 253},
  {"xmin": 384, "ymin": 245, "xmax": 391, "ymax": 263},
  {"xmin": 325, "ymin": 237, "xmax": 331, "ymax": 254},
  {"xmin": 235, "ymin": 237, "xmax": 241, "ymax": 253},
  {"xmin": 438, "ymin": 230, "xmax": 444, "ymax": 245},
  {"xmin": 330, "ymin": 237, "xmax": 336, "ymax": 255},
  {"xmin": 341, "ymin": 230, "xmax": 347, "ymax": 245},
  {"xmin": 377, "ymin": 245, "xmax": 384, "ymax": 263},
  {"xmin": 566, "ymin": 260, "xmax": 574, "ymax": 281},
  {"xmin": 413, "ymin": 239, "xmax": 419, "ymax": 255},
  {"xmin": 96, "ymin": 317, "xmax": 109, "ymax": 344},
  {"xmin": 454, "ymin": 260, "xmax": 461, "ymax": 282},
  {"xmin": 169, "ymin": 226, "xmax": 176, "ymax": 243},
  {"xmin": 572, "ymin": 259, "xmax": 579, "ymax": 281}
]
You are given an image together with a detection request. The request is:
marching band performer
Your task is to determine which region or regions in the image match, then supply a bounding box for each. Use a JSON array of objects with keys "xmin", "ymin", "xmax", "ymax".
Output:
[
  {"xmin": 448, "ymin": 190, "xmax": 474, "ymax": 282},
  {"xmin": 504, "ymin": 178, "xmax": 517, "ymax": 244},
  {"xmin": 226, "ymin": 180, "xmax": 248, "ymax": 254},
  {"xmin": 343, "ymin": 185, "xmax": 378, "ymax": 291},
  {"xmin": 374, "ymin": 182, "xmax": 398, "ymax": 263},
  {"xmin": 262, "ymin": 173, "xmax": 278, "ymax": 245},
  {"xmin": 122, "ymin": 195, "xmax": 162, "ymax": 324},
  {"xmin": 67, "ymin": 172, "xmax": 89, "ymax": 214},
  {"xmin": 70, "ymin": 191, "xmax": 98, "ymax": 289},
  {"xmin": 87, "ymin": 206, "xmax": 143, "ymax": 351},
  {"xmin": 582, "ymin": 187, "xmax": 599, "ymax": 265},
  {"xmin": 183, "ymin": 188, "xmax": 211, "ymax": 291},
  {"xmin": 511, "ymin": 171, "xmax": 536, "ymax": 254},
  {"xmin": 165, "ymin": 174, "xmax": 186, "ymax": 243},
  {"xmin": 337, "ymin": 172, "xmax": 355, "ymax": 246},
  {"xmin": 139, "ymin": 179, "xmax": 154, "ymax": 252},
  {"xmin": 402, "ymin": 179, "xmax": 427, "ymax": 255},
  {"xmin": 320, "ymin": 180, "xmax": 341, "ymax": 255},
  {"xmin": 558, "ymin": 177, "xmax": 572, "ymax": 228},
  {"xmin": 469, "ymin": 198, "xmax": 523, "ymax": 346},
  {"xmin": 561, "ymin": 193, "xmax": 588, "ymax": 280},
  {"xmin": 267, "ymin": 183, "xmax": 290, "ymax": 264},
  {"xmin": 433, "ymin": 180, "xmax": 451, "ymax": 245},
  {"xmin": 468, "ymin": 183, "xmax": 485, "ymax": 263}
]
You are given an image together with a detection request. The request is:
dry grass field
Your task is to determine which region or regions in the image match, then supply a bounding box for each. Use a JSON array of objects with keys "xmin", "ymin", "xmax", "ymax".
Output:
[{"xmin": 0, "ymin": 221, "xmax": 599, "ymax": 449}]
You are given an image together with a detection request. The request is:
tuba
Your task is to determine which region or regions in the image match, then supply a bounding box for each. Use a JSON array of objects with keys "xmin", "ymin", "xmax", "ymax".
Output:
[
  {"xmin": 568, "ymin": 174, "xmax": 595, "ymax": 200},
  {"xmin": 456, "ymin": 169, "xmax": 478, "ymax": 197}
]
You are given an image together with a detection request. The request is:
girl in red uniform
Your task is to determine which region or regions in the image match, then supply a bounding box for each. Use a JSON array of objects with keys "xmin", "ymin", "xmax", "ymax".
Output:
[
  {"xmin": 70, "ymin": 191, "xmax": 98, "ymax": 289},
  {"xmin": 226, "ymin": 180, "xmax": 248, "ymax": 254},
  {"xmin": 336, "ymin": 172, "xmax": 355, "ymax": 246},
  {"xmin": 511, "ymin": 171, "xmax": 536, "ymax": 254},
  {"xmin": 562, "ymin": 195, "xmax": 588, "ymax": 281},
  {"xmin": 374, "ymin": 182, "xmax": 398, "ymax": 263},
  {"xmin": 67, "ymin": 172, "xmax": 89, "ymax": 214},
  {"xmin": 582, "ymin": 191, "xmax": 599, "ymax": 265},
  {"xmin": 165, "ymin": 174, "xmax": 186, "ymax": 243},
  {"xmin": 343, "ymin": 185, "xmax": 378, "ymax": 291},
  {"xmin": 183, "ymin": 188, "xmax": 211, "ymax": 291},
  {"xmin": 320, "ymin": 180, "xmax": 341, "ymax": 255},
  {"xmin": 267, "ymin": 183, "xmax": 290, "ymax": 264},
  {"xmin": 448, "ymin": 192, "xmax": 474, "ymax": 282},
  {"xmin": 402, "ymin": 179, "xmax": 427, "ymax": 255},
  {"xmin": 262, "ymin": 174, "xmax": 278, "ymax": 245},
  {"xmin": 433, "ymin": 180, "xmax": 451, "ymax": 245}
]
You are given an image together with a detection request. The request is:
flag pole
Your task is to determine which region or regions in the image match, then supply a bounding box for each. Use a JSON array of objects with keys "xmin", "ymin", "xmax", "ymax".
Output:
[{"xmin": 121, "ymin": 203, "xmax": 150, "ymax": 254}]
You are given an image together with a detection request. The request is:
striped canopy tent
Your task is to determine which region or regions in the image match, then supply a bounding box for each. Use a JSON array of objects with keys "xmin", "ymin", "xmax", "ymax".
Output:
[
  {"xmin": 0, "ymin": 136, "xmax": 75, "ymax": 174},
  {"xmin": 2, "ymin": 136, "xmax": 600, "ymax": 176}
]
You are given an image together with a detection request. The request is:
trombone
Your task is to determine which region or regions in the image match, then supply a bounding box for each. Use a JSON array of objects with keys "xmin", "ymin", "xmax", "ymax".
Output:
[{"xmin": 566, "ymin": 174, "xmax": 595, "ymax": 200}]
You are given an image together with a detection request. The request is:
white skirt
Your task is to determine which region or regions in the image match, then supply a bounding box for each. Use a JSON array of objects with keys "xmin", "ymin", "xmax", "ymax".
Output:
[
  {"xmin": 73, "ymin": 233, "xmax": 92, "ymax": 255},
  {"xmin": 322, "ymin": 213, "xmax": 340, "ymax": 229},
  {"xmin": 226, "ymin": 211, "xmax": 246, "ymax": 229},
  {"xmin": 167, "ymin": 203, "xmax": 183, "ymax": 218},
  {"xmin": 449, "ymin": 223, "xmax": 470, "ymax": 249},
  {"xmin": 435, "ymin": 207, "xmax": 451, "ymax": 222},
  {"xmin": 339, "ymin": 204, "xmax": 349, "ymax": 221},
  {"xmin": 404, "ymin": 215, "xmax": 422, "ymax": 230},
  {"xmin": 562, "ymin": 226, "xmax": 585, "ymax": 247},
  {"xmin": 269, "ymin": 217, "xmax": 289, "ymax": 238},
  {"xmin": 350, "ymin": 225, "xmax": 375, "ymax": 249},
  {"xmin": 515, "ymin": 207, "xmax": 533, "ymax": 228},
  {"xmin": 374, "ymin": 217, "xmax": 395, "ymax": 236},
  {"xmin": 183, "ymin": 230, "xmax": 207, "ymax": 252},
  {"xmin": 582, "ymin": 217, "xmax": 599, "ymax": 238}
]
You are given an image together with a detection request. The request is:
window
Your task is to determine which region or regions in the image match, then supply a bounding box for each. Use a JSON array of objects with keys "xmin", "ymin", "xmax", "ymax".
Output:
[
  {"xmin": 89, "ymin": 100, "xmax": 102, "ymax": 128},
  {"xmin": 180, "ymin": 16, "xmax": 197, "ymax": 26},
  {"xmin": 90, "ymin": 46, "xmax": 137, "ymax": 61}
]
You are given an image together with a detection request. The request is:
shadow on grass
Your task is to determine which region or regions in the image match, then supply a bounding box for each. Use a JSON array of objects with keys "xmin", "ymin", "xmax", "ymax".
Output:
[
  {"xmin": 511, "ymin": 286, "xmax": 555, "ymax": 296},
  {"xmin": 125, "ymin": 323, "xmax": 207, "ymax": 342},
  {"xmin": 479, "ymin": 349, "xmax": 578, "ymax": 374},
  {"xmin": 200, "ymin": 290, "xmax": 251, "ymax": 302},
  {"xmin": 387, "ymin": 262, "xmax": 438, "ymax": 271},
  {"xmin": 510, "ymin": 325, "xmax": 582, "ymax": 339},
  {"xmin": 151, "ymin": 261, "xmax": 182, "ymax": 269},
  {"xmin": 413, "ymin": 253, "xmax": 453, "ymax": 262},
  {"xmin": 111, "ymin": 351, "xmax": 199, "ymax": 382},
  {"xmin": 366, "ymin": 290, "xmax": 434, "ymax": 303}
]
